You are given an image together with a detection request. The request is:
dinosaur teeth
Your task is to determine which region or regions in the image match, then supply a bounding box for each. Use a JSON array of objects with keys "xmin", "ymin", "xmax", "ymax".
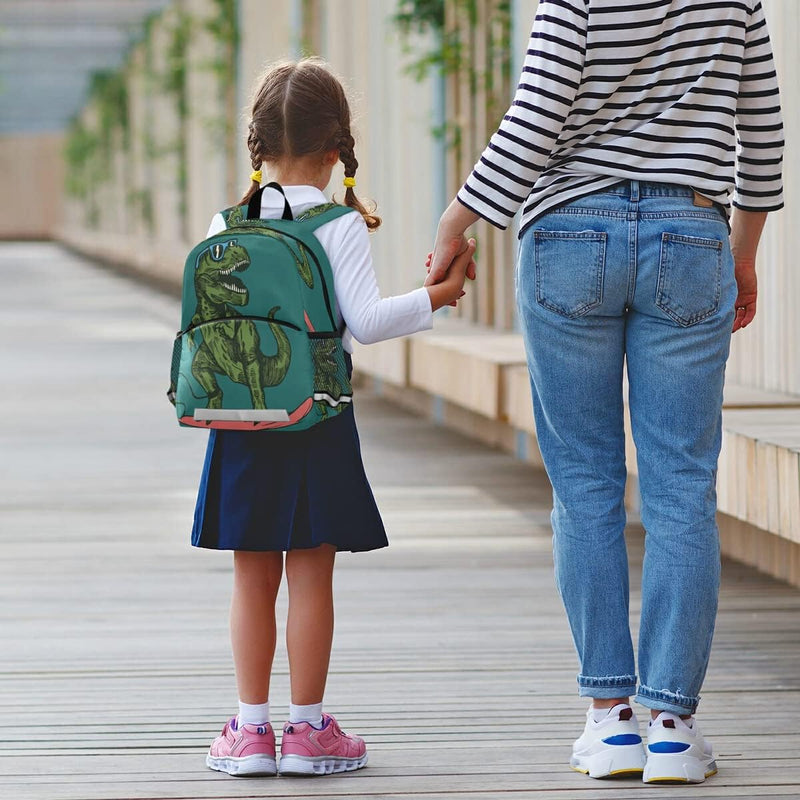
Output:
[
  {"xmin": 218, "ymin": 261, "xmax": 247, "ymax": 277},
  {"xmin": 222, "ymin": 282, "xmax": 246, "ymax": 294}
]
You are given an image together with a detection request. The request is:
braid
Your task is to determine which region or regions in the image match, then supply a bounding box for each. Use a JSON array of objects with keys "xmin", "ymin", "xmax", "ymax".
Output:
[
  {"xmin": 239, "ymin": 122, "xmax": 263, "ymax": 205},
  {"xmin": 338, "ymin": 131, "xmax": 357, "ymax": 178},
  {"xmin": 338, "ymin": 129, "xmax": 381, "ymax": 231},
  {"xmin": 247, "ymin": 122, "xmax": 263, "ymax": 172}
]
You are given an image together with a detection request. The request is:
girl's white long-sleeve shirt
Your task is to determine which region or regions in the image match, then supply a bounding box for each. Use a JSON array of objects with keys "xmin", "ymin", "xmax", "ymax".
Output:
[
  {"xmin": 458, "ymin": 0, "xmax": 784, "ymax": 237},
  {"xmin": 207, "ymin": 185, "xmax": 433, "ymax": 352}
]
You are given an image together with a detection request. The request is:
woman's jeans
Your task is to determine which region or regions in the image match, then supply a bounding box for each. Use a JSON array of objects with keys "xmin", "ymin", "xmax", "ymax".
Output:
[{"xmin": 517, "ymin": 181, "xmax": 736, "ymax": 715}]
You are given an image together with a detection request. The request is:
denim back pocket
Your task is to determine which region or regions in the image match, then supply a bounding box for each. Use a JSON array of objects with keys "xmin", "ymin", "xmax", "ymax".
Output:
[
  {"xmin": 533, "ymin": 230, "xmax": 606, "ymax": 318},
  {"xmin": 656, "ymin": 233, "xmax": 723, "ymax": 326}
]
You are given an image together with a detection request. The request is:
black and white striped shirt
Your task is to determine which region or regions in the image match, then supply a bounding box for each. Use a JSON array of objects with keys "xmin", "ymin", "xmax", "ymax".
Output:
[{"xmin": 458, "ymin": 0, "xmax": 784, "ymax": 236}]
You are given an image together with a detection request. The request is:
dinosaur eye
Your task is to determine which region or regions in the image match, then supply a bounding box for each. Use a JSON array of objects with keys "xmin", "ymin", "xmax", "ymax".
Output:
[{"xmin": 211, "ymin": 243, "xmax": 224, "ymax": 260}]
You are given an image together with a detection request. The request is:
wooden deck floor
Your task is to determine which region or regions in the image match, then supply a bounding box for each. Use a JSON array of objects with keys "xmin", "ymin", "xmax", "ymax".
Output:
[{"xmin": 1, "ymin": 242, "xmax": 799, "ymax": 799}]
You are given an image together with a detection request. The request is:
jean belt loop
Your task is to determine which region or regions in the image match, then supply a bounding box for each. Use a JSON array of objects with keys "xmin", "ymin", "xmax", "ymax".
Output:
[{"xmin": 630, "ymin": 179, "xmax": 640, "ymax": 203}]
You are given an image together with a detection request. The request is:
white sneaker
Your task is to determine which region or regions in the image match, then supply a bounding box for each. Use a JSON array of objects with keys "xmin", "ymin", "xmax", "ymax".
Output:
[
  {"xmin": 570, "ymin": 704, "xmax": 646, "ymax": 778},
  {"xmin": 643, "ymin": 712, "xmax": 717, "ymax": 783}
]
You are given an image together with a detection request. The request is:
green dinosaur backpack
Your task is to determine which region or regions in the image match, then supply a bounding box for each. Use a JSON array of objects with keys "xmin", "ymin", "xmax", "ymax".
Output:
[{"xmin": 168, "ymin": 183, "xmax": 355, "ymax": 431}]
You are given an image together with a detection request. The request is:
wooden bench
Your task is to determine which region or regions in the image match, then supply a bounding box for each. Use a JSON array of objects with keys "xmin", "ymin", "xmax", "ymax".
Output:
[{"xmin": 717, "ymin": 408, "xmax": 800, "ymax": 585}]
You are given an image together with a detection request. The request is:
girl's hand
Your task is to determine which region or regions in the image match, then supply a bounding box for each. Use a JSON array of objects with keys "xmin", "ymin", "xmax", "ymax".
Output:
[
  {"xmin": 426, "ymin": 238, "xmax": 476, "ymax": 311},
  {"xmin": 426, "ymin": 250, "xmax": 472, "ymax": 306}
]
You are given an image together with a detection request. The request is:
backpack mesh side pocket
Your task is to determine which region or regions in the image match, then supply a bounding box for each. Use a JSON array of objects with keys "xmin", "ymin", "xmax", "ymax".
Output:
[
  {"xmin": 167, "ymin": 336, "xmax": 182, "ymax": 406},
  {"xmin": 309, "ymin": 335, "xmax": 352, "ymax": 411}
]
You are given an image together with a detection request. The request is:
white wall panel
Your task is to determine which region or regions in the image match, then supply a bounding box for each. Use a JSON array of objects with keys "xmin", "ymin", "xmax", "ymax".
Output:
[
  {"xmin": 727, "ymin": 0, "xmax": 798, "ymax": 395},
  {"xmin": 315, "ymin": 1, "xmax": 438, "ymax": 296}
]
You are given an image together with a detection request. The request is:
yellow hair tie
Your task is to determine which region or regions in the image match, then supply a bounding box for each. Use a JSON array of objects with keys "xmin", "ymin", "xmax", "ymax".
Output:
[
  {"xmin": 343, "ymin": 177, "xmax": 356, "ymax": 188},
  {"xmin": 250, "ymin": 170, "xmax": 262, "ymax": 183}
]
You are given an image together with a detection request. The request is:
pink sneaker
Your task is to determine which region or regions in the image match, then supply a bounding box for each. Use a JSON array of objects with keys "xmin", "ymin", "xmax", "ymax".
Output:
[
  {"xmin": 206, "ymin": 717, "xmax": 277, "ymax": 776},
  {"xmin": 278, "ymin": 713, "xmax": 368, "ymax": 775}
]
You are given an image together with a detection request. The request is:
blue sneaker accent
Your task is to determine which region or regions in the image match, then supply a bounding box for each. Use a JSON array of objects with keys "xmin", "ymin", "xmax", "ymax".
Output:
[
  {"xmin": 649, "ymin": 741, "xmax": 691, "ymax": 754},
  {"xmin": 602, "ymin": 733, "xmax": 643, "ymax": 746}
]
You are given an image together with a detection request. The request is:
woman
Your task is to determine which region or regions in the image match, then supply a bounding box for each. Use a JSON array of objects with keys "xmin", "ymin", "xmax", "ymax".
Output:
[{"xmin": 427, "ymin": 0, "xmax": 783, "ymax": 784}]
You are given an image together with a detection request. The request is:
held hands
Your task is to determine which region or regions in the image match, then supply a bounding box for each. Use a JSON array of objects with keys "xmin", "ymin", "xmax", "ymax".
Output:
[
  {"xmin": 425, "ymin": 199, "xmax": 481, "ymax": 289},
  {"xmin": 424, "ymin": 238, "xmax": 477, "ymax": 312}
]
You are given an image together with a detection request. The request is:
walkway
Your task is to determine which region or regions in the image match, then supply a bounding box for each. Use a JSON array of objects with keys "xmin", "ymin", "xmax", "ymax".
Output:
[{"xmin": 1, "ymin": 242, "xmax": 798, "ymax": 799}]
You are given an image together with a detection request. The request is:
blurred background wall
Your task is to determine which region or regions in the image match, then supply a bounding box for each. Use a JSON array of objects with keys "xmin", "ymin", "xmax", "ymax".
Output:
[
  {"xmin": 726, "ymin": 0, "xmax": 798, "ymax": 394},
  {"xmin": 1, "ymin": 0, "xmax": 794, "ymax": 395},
  {"xmin": 0, "ymin": 133, "xmax": 64, "ymax": 239}
]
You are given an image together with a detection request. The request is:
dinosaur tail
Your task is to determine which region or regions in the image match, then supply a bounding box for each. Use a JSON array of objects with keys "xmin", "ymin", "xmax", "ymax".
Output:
[{"xmin": 261, "ymin": 306, "xmax": 292, "ymax": 387}]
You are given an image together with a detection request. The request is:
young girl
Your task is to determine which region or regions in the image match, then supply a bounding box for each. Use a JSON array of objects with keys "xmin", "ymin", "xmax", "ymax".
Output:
[{"xmin": 193, "ymin": 58, "xmax": 473, "ymax": 778}]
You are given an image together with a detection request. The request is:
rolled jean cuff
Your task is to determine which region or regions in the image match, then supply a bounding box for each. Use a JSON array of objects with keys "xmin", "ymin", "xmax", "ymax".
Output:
[
  {"xmin": 577, "ymin": 674, "xmax": 637, "ymax": 699},
  {"xmin": 636, "ymin": 685, "xmax": 699, "ymax": 715}
]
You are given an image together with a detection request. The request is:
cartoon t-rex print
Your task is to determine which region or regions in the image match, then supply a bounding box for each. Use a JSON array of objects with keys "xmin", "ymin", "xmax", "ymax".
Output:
[
  {"xmin": 190, "ymin": 240, "xmax": 291, "ymax": 409},
  {"xmin": 222, "ymin": 205, "xmax": 315, "ymax": 288}
]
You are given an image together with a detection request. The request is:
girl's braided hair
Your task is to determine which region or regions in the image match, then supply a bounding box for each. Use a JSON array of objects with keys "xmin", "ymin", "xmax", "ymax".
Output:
[{"xmin": 240, "ymin": 59, "xmax": 380, "ymax": 231}]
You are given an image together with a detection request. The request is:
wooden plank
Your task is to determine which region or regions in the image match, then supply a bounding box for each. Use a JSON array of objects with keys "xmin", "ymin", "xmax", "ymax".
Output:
[
  {"xmin": 723, "ymin": 383, "xmax": 800, "ymax": 409},
  {"xmin": 502, "ymin": 363, "xmax": 535, "ymax": 433},
  {"xmin": 351, "ymin": 336, "xmax": 410, "ymax": 386},
  {"xmin": 779, "ymin": 447, "xmax": 800, "ymax": 543},
  {"xmin": 408, "ymin": 328, "xmax": 526, "ymax": 418}
]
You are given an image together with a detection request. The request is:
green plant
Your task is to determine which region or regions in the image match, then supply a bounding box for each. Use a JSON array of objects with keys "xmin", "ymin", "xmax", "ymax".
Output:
[
  {"xmin": 89, "ymin": 69, "xmax": 130, "ymax": 155},
  {"xmin": 128, "ymin": 187, "xmax": 154, "ymax": 230},
  {"xmin": 203, "ymin": 0, "xmax": 240, "ymax": 200},
  {"xmin": 392, "ymin": 0, "xmax": 512, "ymax": 147},
  {"xmin": 204, "ymin": 0, "xmax": 239, "ymax": 82},
  {"xmin": 63, "ymin": 9, "xmax": 164, "ymax": 229},
  {"xmin": 64, "ymin": 120, "xmax": 98, "ymax": 199},
  {"xmin": 164, "ymin": 10, "xmax": 192, "ymax": 120},
  {"xmin": 162, "ymin": 9, "xmax": 193, "ymax": 236},
  {"xmin": 393, "ymin": 0, "xmax": 460, "ymax": 82}
]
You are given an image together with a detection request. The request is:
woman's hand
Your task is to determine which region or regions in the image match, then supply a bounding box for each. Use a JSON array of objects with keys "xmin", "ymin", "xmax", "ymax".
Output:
[
  {"xmin": 425, "ymin": 238, "xmax": 477, "ymax": 311},
  {"xmin": 729, "ymin": 209, "xmax": 767, "ymax": 333},
  {"xmin": 732, "ymin": 259, "xmax": 757, "ymax": 332},
  {"xmin": 426, "ymin": 199, "xmax": 480, "ymax": 286}
]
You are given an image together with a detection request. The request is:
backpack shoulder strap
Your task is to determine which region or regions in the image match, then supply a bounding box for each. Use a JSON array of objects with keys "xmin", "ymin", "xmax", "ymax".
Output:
[
  {"xmin": 294, "ymin": 203, "xmax": 357, "ymax": 231},
  {"xmin": 217, "ymin": 198, "xmax": 353, "ymax": 232},
  {"xmin": 218, "ymin": 203, "xmax": 247, "ymax": 229}
]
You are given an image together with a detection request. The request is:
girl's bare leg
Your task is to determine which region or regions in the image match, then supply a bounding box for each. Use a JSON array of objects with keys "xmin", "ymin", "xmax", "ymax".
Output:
[
  {"xmin": 285, "ymin": 544, "xmax": 336, "ymax": 704},
  {"xmin": 231, "ymin": 551, "xmax": 283, "ymax": 704}
]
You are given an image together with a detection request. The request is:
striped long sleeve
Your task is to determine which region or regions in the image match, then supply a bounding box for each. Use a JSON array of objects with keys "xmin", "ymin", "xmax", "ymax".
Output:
[
  {"xmin": 733, "ymin": 1, "xmax": 784, "ymax": 211},
  {"xmin": 457, "ymin": 0, "xmax": 588, "ymax": 229},
  {"xmin": 458, "ymin": 0, "xmax": 784, "ymax": 237}
]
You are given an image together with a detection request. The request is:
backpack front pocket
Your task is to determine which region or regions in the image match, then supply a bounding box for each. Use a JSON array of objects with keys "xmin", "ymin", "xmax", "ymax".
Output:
[{"xmin": 172, "ymin": 316, "xmax": 314, "ymax": 428}]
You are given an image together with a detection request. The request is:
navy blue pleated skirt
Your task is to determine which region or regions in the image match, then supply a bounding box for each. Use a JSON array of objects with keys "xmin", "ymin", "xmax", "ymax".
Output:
[{"xmin": 192, "ymin": 391, "xmax": 388, "ymax": 552}]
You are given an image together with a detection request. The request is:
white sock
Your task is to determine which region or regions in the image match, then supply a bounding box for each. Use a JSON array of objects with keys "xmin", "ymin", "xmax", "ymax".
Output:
[
  {"xmin": 238, "ymin": 700, "xmax": 270, "ymax": 727},
  {"xmin": 289, "ymin": 702, "xmax": 323, "ymax": 728},
  {"xmin": 591, "ymin": 706, "xmax": 612, "ymax": 723},
  {"xmin": 591, "ymin": 703, "xmax": 628, "ymax": 723}
]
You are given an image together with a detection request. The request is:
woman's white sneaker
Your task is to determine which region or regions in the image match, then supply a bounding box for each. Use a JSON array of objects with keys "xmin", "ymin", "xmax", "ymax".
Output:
[
  {"xmin": 570, "ymin": 704, "xmax": 646, "ymax": 778},
  {"xmin": 643, "ymin": 712, "xmax": 717, "ymax": 783}
]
